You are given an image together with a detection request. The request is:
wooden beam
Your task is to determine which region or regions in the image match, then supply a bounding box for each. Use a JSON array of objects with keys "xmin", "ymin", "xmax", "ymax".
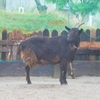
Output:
[
  {"xmin": 12, "ymin": 45, "xmax": 17, "ymax": 60},
  {"xmin": 0, "ymin": 47, "xmax": 10, "ymax": 52},
  {"xmin": 0, "ymin": 40, "xmax": 19, "ymax": 45},
  {"xmin": 77, "ymin": 49, "xmax": 100, "ymax": 55}
]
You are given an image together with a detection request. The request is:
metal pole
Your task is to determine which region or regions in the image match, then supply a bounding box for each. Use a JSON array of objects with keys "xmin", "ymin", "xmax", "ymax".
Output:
[
  {"xmin": 68, "ymin": 0, "xmax": 70, "ymax": 27},
  {"xmin": 20, "ymin": 0, "xmax": 22, "ymax": 7}
]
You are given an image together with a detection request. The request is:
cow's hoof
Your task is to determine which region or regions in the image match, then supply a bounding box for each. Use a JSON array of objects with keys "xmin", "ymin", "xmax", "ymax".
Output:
[
  {"xmin": 71, "ymin": 74, "xmax": 75, "ymax": 79},
  {"xmin": 60, "ymin": 81, "xmax": 68, "ymax": 85},
  {"xmin": 61, "ymin": 83, "xmax": 68, "ymax": 85},
  {"xmin": 71, "ymin": 69, "xmax": 75, "ymax": 79},
  {"xmin": 27, "ymin": 81, "xmax": 32, "ymax": 84}
]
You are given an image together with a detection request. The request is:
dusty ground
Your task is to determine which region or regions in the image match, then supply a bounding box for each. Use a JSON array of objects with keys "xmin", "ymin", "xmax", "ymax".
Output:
[{"xmin": 0, "ymin": 76, "xmax": 100, "ymax": 100}]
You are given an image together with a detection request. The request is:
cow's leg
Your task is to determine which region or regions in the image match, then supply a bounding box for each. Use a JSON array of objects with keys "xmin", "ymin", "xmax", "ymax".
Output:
[
  {"xmin": 69, "ymin": 63, "xmax": 75, "ymax": 79},
  {"xmin": 63, "ymin": 65, "xmax": 68, "ymax": 84},
  {"xmin": 25, "ymin": 66, "xmax": 31, "ymax": 84},
  {"xmin": 59, "ymin": 63, "xmax": 68, "ymax": 85}
]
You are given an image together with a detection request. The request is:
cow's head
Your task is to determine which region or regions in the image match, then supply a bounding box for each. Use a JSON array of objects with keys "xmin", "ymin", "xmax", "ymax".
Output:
[{"xmin": 65, "ymin": 23, "xmax": 84, "ymax": 42}]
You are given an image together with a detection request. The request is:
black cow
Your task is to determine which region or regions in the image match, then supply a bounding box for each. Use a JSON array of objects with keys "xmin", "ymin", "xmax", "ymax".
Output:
[{"xmin": 18, "ymin": 23, "xmax": 84, "ymax": 85}]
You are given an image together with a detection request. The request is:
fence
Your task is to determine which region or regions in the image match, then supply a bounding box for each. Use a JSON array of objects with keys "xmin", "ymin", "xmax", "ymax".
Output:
[
  {"xmin": 0, "ymin": 28, "xmax": 100, "ymax": 61},
  {"xmin": 76, "ymin": 29, "xmax": 100, "ymax": 61},
  {"xmin": 0, "ymin": 29, "xmax": 18, "ymax": 60}
]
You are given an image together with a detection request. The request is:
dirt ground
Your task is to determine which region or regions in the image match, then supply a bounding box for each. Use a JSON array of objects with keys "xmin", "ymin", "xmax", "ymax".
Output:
[{"xmin": 0, "ymin": 76, "xmax": 100, "ymax": 100}]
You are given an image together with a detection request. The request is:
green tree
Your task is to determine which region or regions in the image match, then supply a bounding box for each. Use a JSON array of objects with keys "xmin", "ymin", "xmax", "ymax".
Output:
[
  {"xmin": 35, "ymin": 0, "xmax": 47, "ymax": 13},
  {"xmin": 45, "ymin": 0, "xmax": 69, "ymax": 10},
  {"xmin": 71, "ymin": 0, "xmax": 100, "ymax": 21},
  {"xmin": 45, "ymin": 0, "xmax": 100, "ymax": 21}
]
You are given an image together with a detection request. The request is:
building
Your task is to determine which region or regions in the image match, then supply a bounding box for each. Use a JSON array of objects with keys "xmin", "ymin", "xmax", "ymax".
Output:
[
  {"xmin": 0, "ymin": 0, "xmax": 6, "ymax": 10},
  {"xmin": 0, "ymin": 0, "xmax": 56, "ymax": 12}
]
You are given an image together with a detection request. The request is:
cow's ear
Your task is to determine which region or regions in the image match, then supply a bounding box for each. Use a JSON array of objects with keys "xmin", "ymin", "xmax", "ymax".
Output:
[
  {"xmin": 65, "ymin": 26, "xmax": 70, "ymax": 31},
  {"xmin": 78, "ymin": 28, "xmax": 83, "ymax": 35}
]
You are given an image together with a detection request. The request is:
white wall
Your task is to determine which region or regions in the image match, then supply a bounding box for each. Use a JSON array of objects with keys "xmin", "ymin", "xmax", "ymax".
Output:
[
  {"xmin": 6, "ymin": 0, "xmax": 36, "ymax": 12},
  {"xmin": 6, "ymin": 0, "xmax": 56, "ymax": 12}
]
